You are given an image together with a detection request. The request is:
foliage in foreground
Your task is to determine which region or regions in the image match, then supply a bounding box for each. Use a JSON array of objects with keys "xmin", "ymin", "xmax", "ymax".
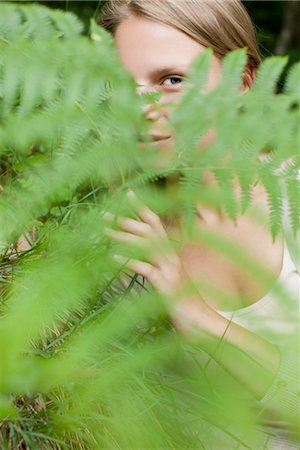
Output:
[{"xmin": 0, "ymin": 3, "xmax": 299, "ymax": 449}]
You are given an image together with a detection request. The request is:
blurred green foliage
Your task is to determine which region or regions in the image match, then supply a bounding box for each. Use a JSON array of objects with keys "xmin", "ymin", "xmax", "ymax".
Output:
[{"xmin": 0, "ymin": 3, "xmax": 299, "ymax": 449}]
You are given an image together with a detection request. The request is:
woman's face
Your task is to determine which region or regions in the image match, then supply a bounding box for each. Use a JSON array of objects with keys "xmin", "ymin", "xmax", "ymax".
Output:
[{"xmin": 115, "ymin": 15, "xmax": 222, "ymax": 153}]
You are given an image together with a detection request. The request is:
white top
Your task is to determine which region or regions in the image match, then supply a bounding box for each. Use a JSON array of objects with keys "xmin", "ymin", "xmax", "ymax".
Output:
[
  {"xmin": 218, "ymin": 240, "xmax": 299, "ymax": 346},
  {"xmin": 218, "ymin": 237, "xmax": 300, "ymax": 449}
]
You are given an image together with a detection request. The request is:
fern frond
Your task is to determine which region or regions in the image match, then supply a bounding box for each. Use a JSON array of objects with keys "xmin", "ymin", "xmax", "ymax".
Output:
[
  {"xmin": 252, "ymin": 56, "xmax": 288, "ymax": 95},
  {"xmin": 259, "ymin": 164, "xmax": 284, "ymax": 239},
  {"xmin": 213, "ymin": 168, "xmax": 238, "ymax": 222},
  {"xmin": 0, "ymin": 3, "xmax": 83, "ymax": 42},
  {"xmin": 169, "ymin": 49, "xmax": 213, "ymax": 149},
  {"xmin": 220, "ymin": 48, "xmax": 247, "ymax": 96},
  {"xmin": 285, "ymin": 167, "xmax": 300, "ymax": 235},
  {"xmin": 0, "ymin": 4, "xmax": 299, "ymax": 449},
  {"xmin": 179, "ymin": 167, "xmax": 204, "ymax": 236},
  {"xmin": 284, "ymin": 61, "xmax": 300, "ymax": 97},
  {"xmin": 0, "ymin": 4, "xmax": 22, "ymax": 43},
  {"xmin": 21, "ymin": 4, "xmax": 56, "ymax": 39}
]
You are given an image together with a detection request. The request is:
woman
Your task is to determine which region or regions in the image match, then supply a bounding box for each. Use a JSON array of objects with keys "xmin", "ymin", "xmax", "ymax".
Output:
[{"xmin": 99, "ymin": 1, "xmax": 299, "ymax": 448}]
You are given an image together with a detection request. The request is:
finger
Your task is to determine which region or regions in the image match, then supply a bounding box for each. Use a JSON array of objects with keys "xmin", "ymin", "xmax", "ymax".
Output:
[
  {"xmin": 107, "ymin": 218, "xmax": 177, "ymax": 270},
  {"xmin": 104, "ymin": 226, "xmax": 158, "ymax": 261},
  {"xmin": 126, "ymin": 190, "xmax": 167, "ymax": 237},
  {"xmin": 113, "ymin": 254, "xmax": 161, "ymax": 287},
  {"xmin": 103, "ymin": 212, "xmax": 153, "ymax": 237},
  {"xmin": 105, "ymin": 221, "xmax": 174, "ymax": 263},
  {"xmin": 102, "ymin": 211, "xmax": 114, "ymax": 222},
  {"xmin": 119, "ymin": 217, "xmax": 153, "ymax": 237},
  {"xmin": 105, "ymin": 198, "xmax": 177, "ymax": 266},
  {"xmin": 103, "ymin": 203, "xmax": 177, "ymax": 268},
  {"xmin": 104, "ymin": 227, "xmax": 145, "ymax": 246},
  {"xmin": 103, "ymin": 208, "xmax": 153, "ymax": 235}
]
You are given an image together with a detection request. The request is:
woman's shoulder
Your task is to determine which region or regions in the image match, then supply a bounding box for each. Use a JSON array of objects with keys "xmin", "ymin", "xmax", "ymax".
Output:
[{"xmin": 191, "ymin": 182, "xmax": 285, "ymax": 309}]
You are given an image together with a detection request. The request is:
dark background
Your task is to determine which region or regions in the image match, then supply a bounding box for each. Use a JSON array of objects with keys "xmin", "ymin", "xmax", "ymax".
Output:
[{"xmin": 9, "ymin": 1, "xmax": 300, "ymax": 63}]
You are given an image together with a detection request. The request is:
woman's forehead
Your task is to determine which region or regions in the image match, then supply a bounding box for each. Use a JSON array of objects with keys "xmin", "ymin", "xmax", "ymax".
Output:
[{"xmin": 114, "ymin": 15, "xmax": 205, "ymax": 82}]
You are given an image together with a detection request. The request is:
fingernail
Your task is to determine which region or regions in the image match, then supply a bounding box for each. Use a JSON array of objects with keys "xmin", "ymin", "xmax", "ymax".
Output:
[
  {"xmin": 113, "ymin": 254, "xmax": 127, "ymax": 264},
  {"xmin": 103, "ymin": 227, "xmax": 114, "ymax": 236},
  {"xmin": 102, "ymin": 211, "xmax": 114, "ymax": 221},
  {"xmin": 126, "ymin": 189, "xmax": 136, "ymax": 199}
]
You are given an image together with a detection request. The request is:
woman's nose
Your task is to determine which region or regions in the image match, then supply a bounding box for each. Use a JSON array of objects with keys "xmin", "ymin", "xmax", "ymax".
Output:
[
  {"xmin": 142, "ymin": 103, "xmax": 161, "ymax": 121},
  {"xmin": 136, "ymin": 83, "xmax": 161, "ymax": 121}
]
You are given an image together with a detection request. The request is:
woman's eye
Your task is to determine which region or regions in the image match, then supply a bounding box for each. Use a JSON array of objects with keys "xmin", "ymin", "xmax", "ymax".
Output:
[{"xmin": 161, "ymin": 76, "xmax": 183, "ymax": 87}]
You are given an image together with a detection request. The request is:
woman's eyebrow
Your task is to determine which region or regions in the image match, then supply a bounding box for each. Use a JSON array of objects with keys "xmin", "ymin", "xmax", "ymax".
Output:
[{"xmin": 148, "ymin": 65, "xmax": 188, "ymax": 79}]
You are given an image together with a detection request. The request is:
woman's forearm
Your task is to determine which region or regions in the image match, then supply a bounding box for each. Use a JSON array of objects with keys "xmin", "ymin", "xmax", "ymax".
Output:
[{"xmin": 170, "ymin": 294, "xmax": 281, "ymax": 399}]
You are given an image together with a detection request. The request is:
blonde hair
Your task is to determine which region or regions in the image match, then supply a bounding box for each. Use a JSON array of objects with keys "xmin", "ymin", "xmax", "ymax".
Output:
[{"xmin": 99, "ymin": 0, "xmax": 261, "ymax": 69}]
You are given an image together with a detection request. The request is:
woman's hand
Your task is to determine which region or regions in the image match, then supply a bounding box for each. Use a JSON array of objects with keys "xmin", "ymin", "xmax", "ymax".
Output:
[
  {"xmin": 103, "ymin": 190, "xmax": 189, "ymax": 296},
  {"xmin": 102, "ymin": 190, "xmax": 212, "ymax": 334},
  {"xmin": 102, "ymin": 191, "xmax": 281, "ymax": 400}
]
